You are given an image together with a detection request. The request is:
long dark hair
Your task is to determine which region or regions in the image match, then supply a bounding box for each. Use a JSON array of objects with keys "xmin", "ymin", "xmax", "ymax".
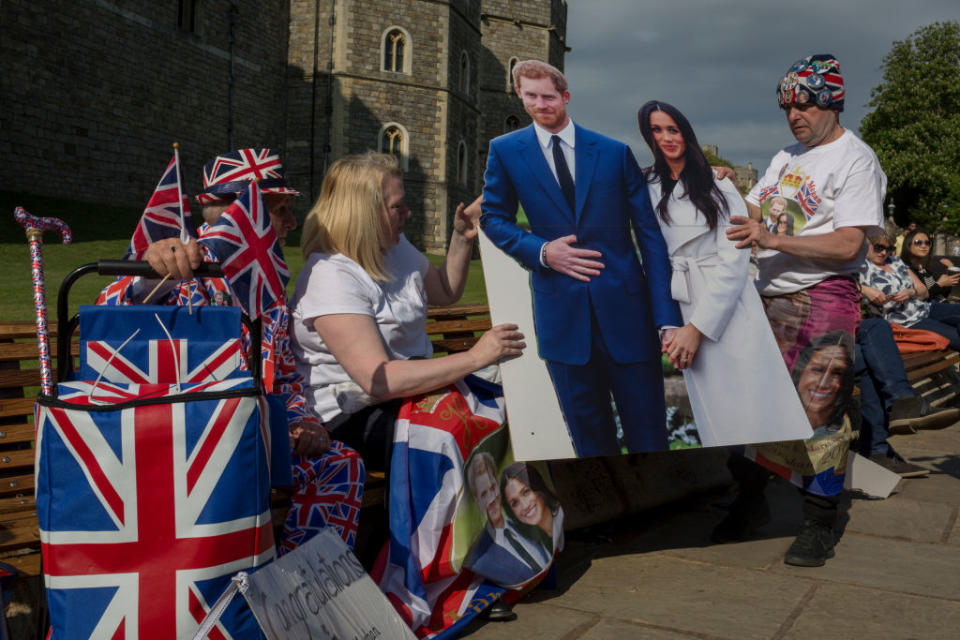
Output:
[
  {"xmin": 900, "ymin": 227, "xmax": 933, "ymax": 269},
  {"xmin": 637, "ymin": 100, "xmax": 728, "ymax": 230}
]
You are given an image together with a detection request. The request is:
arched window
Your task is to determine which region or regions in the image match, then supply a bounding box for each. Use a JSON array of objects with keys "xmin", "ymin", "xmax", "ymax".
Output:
[
  {"xmin": 378, "ymin": 123, "xmax": 409, "ymax": 170},
  {"xmin": 460, "ymin": 51, "xmax": 471, "ymax": 94},
  {"xmin": 457, "ymin": 140, "xmax": 468, "ymax": 185},
  {"xmin": 505, "ymin": 116, "xmax": 520, "ymax": 133},
  {"xmin": 507, "ymin": 57, "xmax": 519, "ymax": 91},
  {"xmin": 382, "ymin": 28, "xmax": 409, "ymax": 73}
]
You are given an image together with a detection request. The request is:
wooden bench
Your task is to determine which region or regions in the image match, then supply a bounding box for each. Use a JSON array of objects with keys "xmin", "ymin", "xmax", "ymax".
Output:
[
  {"xmin": 902, "ymin": 348, "xmax": 960, "ymax": 407},
  {"xmin": 0, "ymin": 304, "xmax": 493, "ymax": 579}
]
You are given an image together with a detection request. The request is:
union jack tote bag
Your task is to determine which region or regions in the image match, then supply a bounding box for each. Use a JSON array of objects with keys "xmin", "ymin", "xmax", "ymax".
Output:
[{"xmin": 36, "ymin": 305, "xmax": 275, "ymax": 639}]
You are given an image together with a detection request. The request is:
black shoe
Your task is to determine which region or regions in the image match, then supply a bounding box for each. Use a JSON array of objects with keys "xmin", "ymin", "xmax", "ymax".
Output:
[
  {"xmin": 480, "ymin": 600, "xmax": 517, "ymax": 622},
  {"xmin": 711, "ymin": 493, "xmax": 772, "ymax": 543},
  {"xmin": 784, "ymin": 519, "xmax": 835, "ymax": 567},
  {"xmin": 888, "ymin": 396, "xmax": 959, "ymax": 434},
  {"xmin": 868, "ymin": 452, "xmax": 929, "ymax": 478}
]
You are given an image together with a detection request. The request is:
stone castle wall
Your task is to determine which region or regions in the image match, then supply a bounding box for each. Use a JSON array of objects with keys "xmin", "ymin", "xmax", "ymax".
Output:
[
  {"xmin": 2, "ymin": 0, "xmax": 566, "ymax": 251},
  {"xmin": 1, "ymin": 0, "xmax": 291, "ymax": 209}
]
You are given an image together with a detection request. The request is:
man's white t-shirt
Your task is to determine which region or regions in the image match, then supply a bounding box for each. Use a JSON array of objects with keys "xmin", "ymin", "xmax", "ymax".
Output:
[
  {"xmin": 290, "ymin": 234, "xmax": 433, "ymax": 421},
  {"xmin": 746, "ymin": 129, "xmax": 887, "ymax": 296}
]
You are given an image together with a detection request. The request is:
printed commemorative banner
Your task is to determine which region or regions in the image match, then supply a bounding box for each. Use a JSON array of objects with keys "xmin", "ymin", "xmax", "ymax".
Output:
[{"xmin": 243, "ymin": 528, "xmax": 416, "ymax": 640}]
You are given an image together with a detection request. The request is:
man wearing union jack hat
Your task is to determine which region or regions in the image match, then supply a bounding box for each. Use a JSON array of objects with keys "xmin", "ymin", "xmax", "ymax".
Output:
[
  {"xmin": 99, "ymin": 148, "xmax": 365, "ymax": 554},
  {"xmin": 719, "ymin": 55, "xmax": 888, "ymax": 567}
]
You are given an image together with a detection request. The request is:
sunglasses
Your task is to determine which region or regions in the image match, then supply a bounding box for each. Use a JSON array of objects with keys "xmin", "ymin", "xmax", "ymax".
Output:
[
  {"xmin": 872, "ymin": 244, "xmax": 891, "ymax": 253},
  {"xmin": 912, "ymin": 239, "xmax": 931, "ymax": 247}
]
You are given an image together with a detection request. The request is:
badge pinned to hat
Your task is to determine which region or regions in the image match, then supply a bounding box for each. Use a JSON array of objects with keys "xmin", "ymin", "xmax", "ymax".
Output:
[
  {"xmin": 196, "ymin": 148, "xmax": 300, "ymax": 205},
  {"xmin": 777, "ymin": 54, "xmax": 844, "ymax": 112}
]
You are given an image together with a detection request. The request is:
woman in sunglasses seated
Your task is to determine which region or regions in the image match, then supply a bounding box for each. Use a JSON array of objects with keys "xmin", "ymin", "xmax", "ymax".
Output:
[
  {"xmin": 900, "ymin": 228, "xmax": 960, "ymax": 303},
  {"xmin": 861, "ymin": 232, "xmax": 960, "ymax": 350}
]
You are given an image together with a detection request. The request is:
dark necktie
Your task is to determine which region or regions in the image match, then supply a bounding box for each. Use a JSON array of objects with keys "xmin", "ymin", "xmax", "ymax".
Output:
[
  {"xmin": 504, "ymin": 527, "xmax": 541, "ymax": 573},
  {"xmin": 551, "ymin": 135, "xmax": 576, "ymax": 213}
]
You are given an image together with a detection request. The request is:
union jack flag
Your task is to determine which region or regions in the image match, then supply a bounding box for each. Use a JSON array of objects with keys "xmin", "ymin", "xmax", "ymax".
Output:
[
  {"xmin": 197, "ymin": 149, "xmax": 290, "ymax": 205},
  {"xmin": 757, "ymin": 184, "xmax": 779, "ymax": 203},
  {"xmin": 796, "ymin": 180, "xmax": 822, "ymax": 220},
  {"xmin": 125, "ymin": 151, "xmax": 196, "ymax": 260},
  {"xmin": 199, "ymin": 182, "xmax": 289, "ymax": 320},
  {"xmin": 37, "ymin": 377, "xmax": 275, "ymax": 640}
]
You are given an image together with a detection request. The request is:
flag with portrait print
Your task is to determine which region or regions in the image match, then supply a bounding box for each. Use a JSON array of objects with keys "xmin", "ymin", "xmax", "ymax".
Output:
[{"xmin": 372, "ymin": 373, "xmax": 562, "ymax": 639}]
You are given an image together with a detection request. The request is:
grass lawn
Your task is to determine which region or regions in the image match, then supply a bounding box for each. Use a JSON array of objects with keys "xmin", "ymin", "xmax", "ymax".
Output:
[{"xmin": 1, "ymin": 191, "xmax": 488, "ymax": 324}]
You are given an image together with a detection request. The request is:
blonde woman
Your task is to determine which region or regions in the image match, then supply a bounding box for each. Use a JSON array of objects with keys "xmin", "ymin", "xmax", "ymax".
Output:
[{"xmin": 289, "ymin": 152, "xmax": 524, "ymax": 469}]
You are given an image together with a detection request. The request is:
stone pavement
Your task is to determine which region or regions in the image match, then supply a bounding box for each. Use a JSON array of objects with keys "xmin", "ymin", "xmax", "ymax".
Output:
[{"xmin": 464, "ymin": 423, "xmax": 960, "ymax": 640}]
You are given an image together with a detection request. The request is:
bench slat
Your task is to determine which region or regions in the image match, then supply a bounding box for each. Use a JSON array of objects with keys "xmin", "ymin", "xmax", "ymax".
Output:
[
  {"xmin": 424, "ymin": 318, "xmax": 492, "ymax": 334},
  {"xmin": 0, "ymin": 449, "xmax": 34, "ymax": 472},
  {"xmin": 0, "ymin": 474, "xmax": 34, "ymax": 495},
  {"xmin": 0, "ymin": 398, "xmax": 35, "ymax": 420},
  {"xmin": 0, "ymin": 520, "xmax": 40, "ymax": 553},
  {"xmin": 0, "ymin": 369, "xmax": 41, "ymax": 390},
  {"xmin": 0, "ymin": 494, "xmax": 35, "ymax": 514},
  {"xmin": 0, "ymin": 549, "xmax": 42, "ymax": 577},
  {"xmin": 426, "ymin": 305, "xmax": 490, "ymax": 319},
  {"xmin": 0, "ymin": 340, "xmax": 77, "ymax": 362},
  {"xmin": 0, "ymin": 423, "xmax": 34, "ymax": 445}
]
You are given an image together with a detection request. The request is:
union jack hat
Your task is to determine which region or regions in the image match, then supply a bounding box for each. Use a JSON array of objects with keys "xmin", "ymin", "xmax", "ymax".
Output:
[
  {"xmin": 777, "ymin": 54, "xmax": 844, "ymax": 112},
  {"xmin": 196, "ymin": 148, "xmax": 299, "ymax": 205}
]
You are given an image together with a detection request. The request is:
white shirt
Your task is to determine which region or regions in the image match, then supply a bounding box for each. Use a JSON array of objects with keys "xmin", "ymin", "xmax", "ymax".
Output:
[
  {"xmin": 533, "ymin": 119, "xmax": 576, "ymax": 267},
  {"xmin": 746, "ymin": 130, "xmax": 886, "ymax": 296},
  {"xmin": 533, "ymin": 119, "xmax": 576, "ymax": 186},
  {"xmin": 289, "ymin": 235, "xmax": 432, "ymax": 421}
]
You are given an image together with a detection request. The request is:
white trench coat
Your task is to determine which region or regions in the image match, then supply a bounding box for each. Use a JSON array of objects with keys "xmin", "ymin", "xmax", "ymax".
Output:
[{"xmin": 650, "ymin": 177, "xmax": 811, "ymax": 447}]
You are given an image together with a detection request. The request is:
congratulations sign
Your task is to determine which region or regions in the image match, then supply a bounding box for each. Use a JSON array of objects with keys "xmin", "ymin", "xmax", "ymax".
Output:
[{"xmin": 243, "ymin": 529, "xmax": 416, "ymax": 640}]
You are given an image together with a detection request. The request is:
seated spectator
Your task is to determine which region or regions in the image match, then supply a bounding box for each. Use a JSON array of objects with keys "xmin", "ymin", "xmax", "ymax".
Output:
[
  {"xmin": 900, "ymin": 228, "xmax": 960, "ymax": 302},
  {"xmin": 98, "ymin": 148, "xmax": 365, "ymax": 554},
  {"xmin": 854, "ymin": 317, "xmax": 956, "ymax": 476},
  {"xmin": 288, "ymin": 152, "xmax": 523, "ymax": 469},
  {"xmin": 861, "ymin": 233, "xmax": 960, "ymax": 352}
]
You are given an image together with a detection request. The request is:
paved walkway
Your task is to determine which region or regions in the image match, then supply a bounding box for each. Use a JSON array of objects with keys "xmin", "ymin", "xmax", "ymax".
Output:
[{"xmin": 465, "ymin": 423, "xmax": 960, "ymax": 639}]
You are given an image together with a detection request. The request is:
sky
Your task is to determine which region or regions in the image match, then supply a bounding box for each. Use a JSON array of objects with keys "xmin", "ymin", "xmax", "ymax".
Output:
[{"xmin": 563, "ymin": 0, "xmax": 959, "ymax": 169}]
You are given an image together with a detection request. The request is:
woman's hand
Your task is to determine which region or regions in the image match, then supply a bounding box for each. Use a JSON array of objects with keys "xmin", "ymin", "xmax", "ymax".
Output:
[
  {"xmin": 468, "ymin": 323, "xmax": 525, "ymax": 368},
  {"xmin": 862, "ymin": 285, "xmax": 888, "ymax": 307},
  {"xmin": 662, "ymin": 323, "xmax": 702, "ymax": 370},
  {"xmin": 289, "ymin": 419, "xmax": 332, "ymax": 457},
  {"xmin": 937, "ymin": 272, "xmax": 960, "ymax": 288},
  {"xmin": 453, "ymin": 195, "xmax": 482, "ymax": 242},
  {"xmin": 890, "ymin": 288, "xmax": 915, "ymax": 303}
]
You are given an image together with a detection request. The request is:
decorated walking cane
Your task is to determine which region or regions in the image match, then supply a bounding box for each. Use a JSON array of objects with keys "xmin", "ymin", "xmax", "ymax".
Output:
[{"xmin": 14, "ymin": 207, "xmax": 72, "ymax": 396}]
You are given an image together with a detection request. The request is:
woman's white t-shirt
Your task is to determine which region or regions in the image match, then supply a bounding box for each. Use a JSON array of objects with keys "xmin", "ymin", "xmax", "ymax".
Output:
[{"xmin": 290, "ymin": 235, "xmax": 433, "ymax": 421}]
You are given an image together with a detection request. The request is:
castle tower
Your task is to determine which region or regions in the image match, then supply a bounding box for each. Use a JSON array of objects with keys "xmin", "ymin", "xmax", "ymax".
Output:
[{"xmin": 285, "ymin": 0, "xmax": 567, "ymax": 253}]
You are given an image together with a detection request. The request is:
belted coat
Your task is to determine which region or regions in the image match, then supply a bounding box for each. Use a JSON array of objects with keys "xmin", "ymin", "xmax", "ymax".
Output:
[{"xmin": 649, "ymin": 175, "xmax": 810, "ymax": 447}]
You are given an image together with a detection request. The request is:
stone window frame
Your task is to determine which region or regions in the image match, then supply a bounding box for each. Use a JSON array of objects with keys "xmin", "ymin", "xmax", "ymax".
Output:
[
  {"xmin": 507, "ymin": 57, "xmax": 519, "ymax": 92},
  {"xmin": 459, "ymin": 51, "xmax": 471, "ymax": 95},
  {"xmin": 381, "ymin": 26, "xmax": 412, "ymax": 74},
  {"xmin": 504, "ymin": 115, "xmax": 521, "ymax": 133},
  {"xmin": 457, "ymin": 140, "xmax": 468, "ymax": 185},
  {"xmin": 379, "ymin": 122, "xmax": 410, "ymax": 170}
]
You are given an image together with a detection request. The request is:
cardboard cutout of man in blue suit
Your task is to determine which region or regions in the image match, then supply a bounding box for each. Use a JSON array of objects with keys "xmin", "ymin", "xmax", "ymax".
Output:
[{"xmin": 480, "ymin": 60, "xmax": 682, "ymax": 457}]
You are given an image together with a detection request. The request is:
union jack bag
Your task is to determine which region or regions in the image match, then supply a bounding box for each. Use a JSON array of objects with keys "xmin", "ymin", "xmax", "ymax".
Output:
[{"xmin": 36, "ymin": 304, "xmax": 277, "ymax": 639}]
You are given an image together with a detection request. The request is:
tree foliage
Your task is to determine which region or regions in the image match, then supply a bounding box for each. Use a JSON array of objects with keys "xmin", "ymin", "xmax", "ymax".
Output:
[{"xmin": 860, "ymin": 21, "xmax": 960, "ymax": 232}]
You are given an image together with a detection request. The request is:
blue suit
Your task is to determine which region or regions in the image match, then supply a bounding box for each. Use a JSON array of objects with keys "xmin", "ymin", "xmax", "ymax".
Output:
[
  {"xmin": 481, "ymin": 123, "xmax": 682, "ymax": 456},
  {"xmin": 463, "ymin": 526, "xmax": 543, "ymax": 588}
]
